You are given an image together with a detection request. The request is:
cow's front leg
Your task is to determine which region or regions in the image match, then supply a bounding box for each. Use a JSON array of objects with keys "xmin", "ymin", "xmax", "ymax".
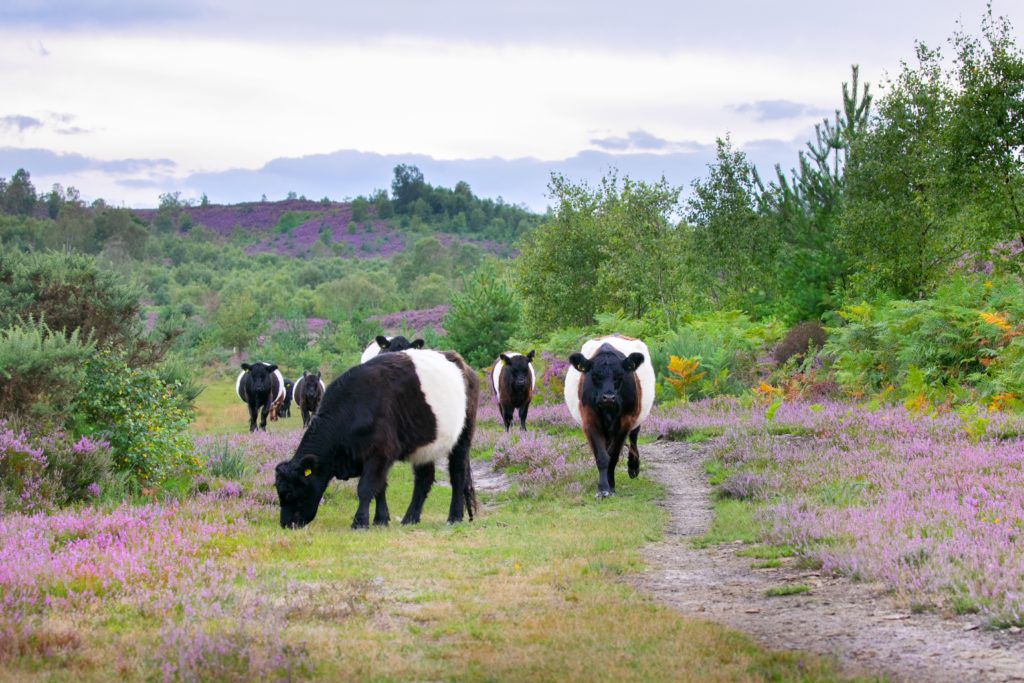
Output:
[
  {"xmin": 518, "ymin": 404, "xmax": 530, "ymax": 431},
  {"xmin": 584, "ymin": 425, "xmax": 613, "ymax": 498},
  {"xmin": 607, "ymin": 433, "xmax": 627, "ymax": 494},
  {"xmin": 259, "ymin": 400, "xmax": 271, "ymax": 431},
  {"xmin": 627, "ymin": 426, "xmax": 641, "ymax": 479},
  {"xmin": 353, "ymin": 460, "xmax": 390, "ymax": 529},
  {"xmin": 500, "ymin": 404, "xmax": 514, "ymax": 432},
  {"xmin": 248, "ymin": 404, "xmax": 258, "ymax": 432},
  {"xmin": 373, "ymin": 484, "xmax": 390, "ymax": 527}
]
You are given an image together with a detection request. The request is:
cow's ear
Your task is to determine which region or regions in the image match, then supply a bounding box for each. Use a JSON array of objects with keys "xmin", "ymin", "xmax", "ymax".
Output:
[
  {"xmin": 622, "ymin": 352, "xmax": 645, "ymax": 372},
  {"xmin": 499, "ymin": 353, "xmax": 512, "ymax": 365},
  {"xmin": 569, "ymin": 353, "xmax": 592, "ymax": 373},
  {"xmin": 302, "ymin": 370, "xmax": 308, "ymax": 378},
  {"xmin": 300, "ymin": 454, "xmax": 317, "ymax": 475},
  {"xmin": 267, "ymin": 364, "xmax": 278, "ymax": 373},
  {"xmin": 411, "ymin": 339, "xmax": 425, "ymax": 349},
  {"xmin": 375, "ymin": 335, "xmax": 390, "ymax": 349},
  {"xmin": 316, "ymin": 370, "xmax": 321, "ymax": 378},
  {"xmin": 526, "ymin": 350, "xmax": 536, "ymax": 362},
  {"xmin": 241, "ymin": 363, "xmax": 252, "ymax": 371}
]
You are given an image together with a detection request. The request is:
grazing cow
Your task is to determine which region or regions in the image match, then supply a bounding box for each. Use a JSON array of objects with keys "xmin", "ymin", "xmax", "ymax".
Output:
[
  {"xmin": 236, "ymin": 362, "xmax": 285, "ymax": 432},
  {"xmin": 292, "ymin": 371, "xmax": 326, "ymax": 428},
  {"xmin": 564, "ymin": 335, "xmax": 655, "ymax": 498},
  {"xmin": 491, "ymin": 350, "xmax": 536, "ymax": 431},
  {"xmin": 359, "ymin": 335, "xmax": 425, "ymax": 363},
  {"xmin": 279, "ymin": 379, "xmax": 294, "ymax": 418},
  {"xmin": 274, "ymin": 349, "xmax": 479, "ymax": 530}
]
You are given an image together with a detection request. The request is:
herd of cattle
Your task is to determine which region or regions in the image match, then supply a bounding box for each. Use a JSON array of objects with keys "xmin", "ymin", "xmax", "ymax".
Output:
[{"xmin": 235, "ymin": 333, "xmax": 654, "ymax": 529}]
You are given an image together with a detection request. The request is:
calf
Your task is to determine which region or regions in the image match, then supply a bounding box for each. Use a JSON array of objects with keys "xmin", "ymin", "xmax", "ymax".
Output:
[
  {"xmin": 274, "ymin": 349, "xmax": 479, "ymax": 529},
  {"xmin": 292, "ymin": 371, "xmax": 326, "ymax": 428},
  {"xmin": 564, "ymin": 336, "xmax": 655, "ymax": 497},
  {"xmin": 236, "ymin": 362, "xmax": 285, "ymax": 432},
  {"xmin": 491, "ymin": 350, "xmax": 536, "ymax": 431},
  {"xmin": 279, "ymin": 379, "xmax": 294, "ymax": 418},
  {"xmin": 359, "ymin": 335, "xmax": 425, "ymax": 363}
]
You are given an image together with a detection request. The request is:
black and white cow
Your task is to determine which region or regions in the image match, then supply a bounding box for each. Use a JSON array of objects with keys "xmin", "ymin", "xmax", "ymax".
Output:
[
  {"xmin": 491, "ymin": 350, "xmax": 536, "ymax": 431},
  {"xmin": 274, "ymin": 349, "xmax": 479, "ymax": 530},
  {"xmin": 359, "ymin": 335, "xmax": 425, "ymax": 363},
  {"xmin": 236, "ymin": 362, "xmax": 286, "ymax": 432},
  {"xmin": 279, "ymin": 379, "xmax": 294, "ymax": 418},
  {"xmin": 292, "ymin": 371, "xmax": 326, "ymax": 428},
  {"xmin": 564, "ymin": 336, "xmax": 655, "ymax": 498}
]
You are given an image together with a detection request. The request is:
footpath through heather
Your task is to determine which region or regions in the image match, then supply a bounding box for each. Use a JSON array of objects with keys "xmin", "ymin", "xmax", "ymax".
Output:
[{"xmin": 628, "ymin": 439, "xmax": 1024, "ymax": 683}]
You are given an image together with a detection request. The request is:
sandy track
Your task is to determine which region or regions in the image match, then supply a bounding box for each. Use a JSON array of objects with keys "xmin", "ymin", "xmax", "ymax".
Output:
[{"xmin": 628, "ymin": 439, "xmax": 1024, "ymax": 683}]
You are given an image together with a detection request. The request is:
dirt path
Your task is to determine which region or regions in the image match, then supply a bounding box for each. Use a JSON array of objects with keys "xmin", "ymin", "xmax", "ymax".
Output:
[{"xmin": 628, "ymin": 439, "xmax": 1024, "ymax": 683}]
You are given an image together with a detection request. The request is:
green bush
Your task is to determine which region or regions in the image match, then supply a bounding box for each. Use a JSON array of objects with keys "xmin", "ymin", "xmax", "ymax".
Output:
[
  {"xmin": 71, "ymin": 350, "xmax": 200, "ymax": 487},
  {"xmin": 0, "ymin": 317, "xmax": 95, "ymax": 420},
  {"xmin": 444, "ymin": 262, "xmax": 522, "ymax": 368}
]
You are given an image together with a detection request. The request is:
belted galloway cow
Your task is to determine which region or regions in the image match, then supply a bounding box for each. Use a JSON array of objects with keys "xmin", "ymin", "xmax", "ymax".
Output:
[
  {"xmin": 274, "ymin": 349, "xmax": 478, "ymax": 530},
  {"xmin": 564, "ymin": 335, "xmax": 655, "ymax": 497},
  {"xmin": 359, "ymin": 335, "xmax": 425, "ymax": 363},
  {"xmin": 491, "ymin": 351, "xmax": 535, "ymax": 431},
  {"xmin": 236, "ymin": 362, "xmax": 285, "ymax": 432}
]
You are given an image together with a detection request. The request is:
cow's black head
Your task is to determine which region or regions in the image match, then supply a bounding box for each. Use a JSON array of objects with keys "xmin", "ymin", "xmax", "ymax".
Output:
[
  {"xmin": 300, "ymin": 371, "xmax": 323, "ymax": 401},
  {"xmin": 569, "ymin": 349, "xmax": 645, "ymax": 410},
  {"xmin": 500, "ymin": 350, "xmax": 535, "ymax": 391},
  {"xmin": 376, "ymin": 335, "xmax": 425, "ymax": 353},
  {"xmin": 275, "ymin": 454, "xmax": 328, "ymax": 529},
  {"xmin": 242, "ymin": 362, "xmax": 278, "ymax": 395}
]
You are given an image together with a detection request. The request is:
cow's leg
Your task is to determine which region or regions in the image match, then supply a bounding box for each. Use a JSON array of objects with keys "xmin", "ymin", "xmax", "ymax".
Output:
[
  {"xmin": 353, "ymin": 460, "xmax": 391, "ymax": 529},
  {"xmin": 500, "ymin": 404, "xmax": 514, "ymax": 432},
  {"xmin": 627, "ymin": 426, "xmax": 641, "ymax": 479},
  {"xmin": 606, "ymin": 433, "xmax": 627, "ymax": 493},
  {"xmin": 302, "ymin": 408, "xmax": 310, "ymax": 428},
  {"xmin": 373, "ymin": 484, "xmax": 390, "ymax": 527},
  {"xmin": 446, "ymin": 437, "xmax": 472, "ymax": 524},
  {"xmin": 259, "ymin": 399, "xmax": 271, "ymax": 431},
  {"xmin": 247, "ymin": 403, "xmax": 258, "ymax": 432},
  {"xmin": 584, "ymin": 426, "xmax": 613, "ymax": 498},
  {"xmin": 401, "ymin": 462, "xmax": 435, "ymax": 525},
  {"xmin": 517, "ymin": 403, "xmax": 530, "ymax": 431}
]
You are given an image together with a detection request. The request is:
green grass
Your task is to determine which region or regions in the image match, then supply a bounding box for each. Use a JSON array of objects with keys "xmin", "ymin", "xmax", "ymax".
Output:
[
  {"xmin": 693, "ymin": 499, "xmax": 760, "ymax": 549},
  {"xmin": 766, "ymin": 584, "xmax": 811, "ymax": 597}
]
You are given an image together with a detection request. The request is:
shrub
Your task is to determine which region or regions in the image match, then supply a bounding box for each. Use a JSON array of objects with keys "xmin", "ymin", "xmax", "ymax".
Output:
[
  {"xmin": 71, "ymin": 350, "xmax": 199, "ymax": 487},
  {"xmin": 0, "ymin": 317, "xmax": 95, "ymax": 421},
  {"xmin": 444, "ymin": 262, "xmax": 522, "ymax": 368}
]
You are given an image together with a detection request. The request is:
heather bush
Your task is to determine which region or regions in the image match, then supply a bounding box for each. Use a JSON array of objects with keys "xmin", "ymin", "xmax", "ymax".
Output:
[
  {"xmin": 772, "ymin": 321, "xmax": 827, "ymax": 366},
  {"xmin": 490, "ymin": 430, "xmax": 587, "ymax": 496}
]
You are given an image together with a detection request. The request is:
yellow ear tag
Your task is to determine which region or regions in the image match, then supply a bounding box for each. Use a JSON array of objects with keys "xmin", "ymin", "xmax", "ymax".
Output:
[{"xmin": 304, "ymin": 468, "xmax": 312, "ymax": 477}]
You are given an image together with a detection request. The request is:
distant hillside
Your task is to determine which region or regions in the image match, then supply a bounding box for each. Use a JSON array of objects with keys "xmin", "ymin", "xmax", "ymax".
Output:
[{"xmin": 130, "ymin": 197, "xmax": 515, "ymax": 259}]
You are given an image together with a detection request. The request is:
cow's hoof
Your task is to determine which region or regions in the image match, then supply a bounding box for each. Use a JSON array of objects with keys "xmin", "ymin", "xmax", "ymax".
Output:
[
  {"xmin": 373, "ymin": 519, "xmax": 389, "ymax": 527},
  {"xmin": 351, "ymin": 521, "xmax": 370, "ymax": 530},
  {"xmin": 595, "ymin": 490, "xmax": 614, "ymax": 499}
]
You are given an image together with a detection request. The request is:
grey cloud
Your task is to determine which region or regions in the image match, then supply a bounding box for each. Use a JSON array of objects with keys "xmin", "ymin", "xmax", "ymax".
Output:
[
  {"xmin": 591, "ymin": 130, "xmax": 707, "ymax": 154},
  {"xmin": 733, "ymin": 100, "xmax": 831, "ymax": 122},
  {"xmin": 1, "ymin": 115, "xmax": 43, "ymax": 132},
  {"xmin": 0, "ymin": 147, "xmax": 175, "ymax": 176}
]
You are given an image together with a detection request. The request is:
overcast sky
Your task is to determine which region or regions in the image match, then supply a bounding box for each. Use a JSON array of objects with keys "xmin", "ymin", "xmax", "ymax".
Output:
[{"xmin": 0, "ymin": 0, "xmax": 1018, "ymax": 211}]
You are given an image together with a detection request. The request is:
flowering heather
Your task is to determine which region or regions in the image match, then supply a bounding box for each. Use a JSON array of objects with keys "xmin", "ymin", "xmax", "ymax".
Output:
[
  {"xmin": 490, "ymin": 430, "xmax": 588, "ymax": 495},
  {"xmin": 371, "ymin": 305, "xmax": 449, "ymax": 336},
  {"xmin": 675, "ymin": 399, "xmax": 1024, "ymax": 625}
]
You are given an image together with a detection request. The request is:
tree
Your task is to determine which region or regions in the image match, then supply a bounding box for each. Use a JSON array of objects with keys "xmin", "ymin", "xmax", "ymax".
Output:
[
  {"xmin": 515, "ymin": 172, "xmax": 683, "ymax": 334},
  {"xmin": 683, "ymin": 138, "xmax": 775, "ymax": 313},
  {"xmin": 391, "ymin": 164, "xmax": 428, "ymax": 214},
  {"xmin": 444, "ymin": 261, "xmax": 521, "ymax": 368},
  {"xmin": 2, "ymin": 168, "xmax": 37, "ymax": 217},
  {"xmin": 215, "ymin": 290, "xmax": 263, "ymax": 351}
]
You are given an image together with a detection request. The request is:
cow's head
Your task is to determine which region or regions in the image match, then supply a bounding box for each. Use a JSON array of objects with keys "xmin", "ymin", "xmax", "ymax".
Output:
[
  {"xmin": 241, "ymin": 362, "xmax": 278, "ymax": 395},
  {"xmin": 569, "ymin": 348, "xmax": 645, "ymax": 410},
  {"xmin": 275, "ymin": 454, "xmax": 329, "ymax": 529},
  {"xmin": 376, "ymin": 335, "xmax": 425, "ymax": 353},
  {"xmin": 300, "ymin": 370, "xmax": 323, "ymax": 401},
  {"xmin": 500, "ymin": 350, "xmax": 535, "ymax": 391}
]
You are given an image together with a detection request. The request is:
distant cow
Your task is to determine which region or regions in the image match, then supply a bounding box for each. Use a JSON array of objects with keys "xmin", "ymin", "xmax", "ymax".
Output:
[
  {"xmin": 359, "ymin": 335, "xmax": 425, "ymax": 363},
  {"xmin": 491, "ymin": 350, "xmax": 536, "ymax": 431},
  {"xmin": 236, "ymin": 362, "xmax": 285, "ymax": 432},
  {"xmin": 564, "ymin": 336, "xmax": 655, "ymax": 497},
  {"xmin": 274, "ymin": 349, "xmax": 479, "ymax": 530},
  {"xmin": 279, "ymin": 379, "xmax": 294, "ymax": 418},
  {"xmin": 292, "ymin": 371, "xmax": 326, "ymax": 428}
]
